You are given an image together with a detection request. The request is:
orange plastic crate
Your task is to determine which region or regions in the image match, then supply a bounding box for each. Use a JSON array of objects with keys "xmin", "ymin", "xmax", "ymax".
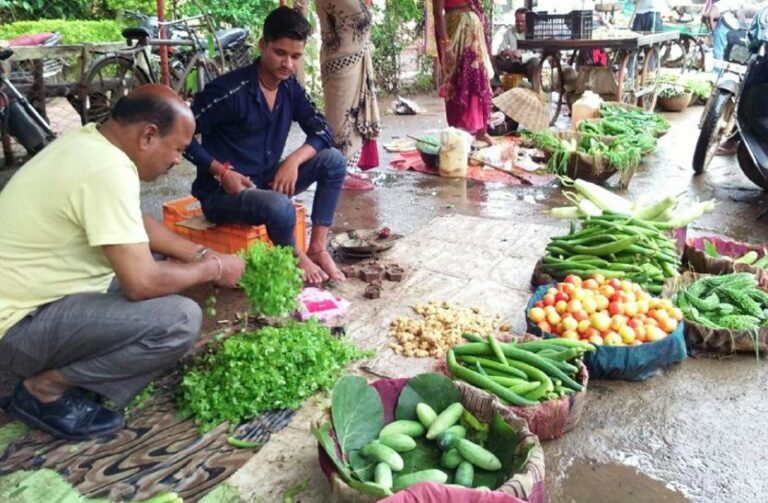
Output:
[{"xmin": 162, "ymin": 195, "xmax": 307, "ymax": 254}]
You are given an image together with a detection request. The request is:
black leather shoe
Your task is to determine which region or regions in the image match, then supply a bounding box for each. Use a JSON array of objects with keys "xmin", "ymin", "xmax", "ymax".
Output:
[{"xmin": 9, "ymin": 382, "xmax": 124, "ymax": 441}]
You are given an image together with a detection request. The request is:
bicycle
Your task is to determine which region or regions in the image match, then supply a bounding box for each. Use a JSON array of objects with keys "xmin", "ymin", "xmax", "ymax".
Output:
[
  {"xmin": 79, "ymin": 14, "xmax": 222, "ymax": 124},
  {"xmin": 0, "ymin": 48, "xmax": 56, "ymax": 166}
]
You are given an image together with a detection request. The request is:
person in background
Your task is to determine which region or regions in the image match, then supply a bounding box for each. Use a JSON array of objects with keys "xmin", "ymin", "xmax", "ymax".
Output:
[
  {"xmin": 491, "ymin": 8, "xmax": 541, "ymax": 93},
  {"xmin": 632, "ymin": 0, "xmax": 668, "ymax": 32},
  {"xmin": 433, "ymin": 0, "xmax": 495, "ymax": 144},
  {"xmin": 0, "ymin": 84, "xmax": 245, "ymax": 440},
  {"xmin": 317, "ymin": 0, "xmax": 381, "ymax": 192},
  {"xmin": 185, "ymin": 7, "xmax": 347, "ymax": 284}
]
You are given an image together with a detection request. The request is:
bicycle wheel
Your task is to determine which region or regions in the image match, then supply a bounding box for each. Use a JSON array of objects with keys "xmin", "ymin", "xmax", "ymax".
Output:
[
  {"xmin": 80, "ymin": 55, "xmax": 151, "ymax": 125},
  {"xmin": 692, "ymin": 89, "xmax": 735, "ymax": 174},
  {"xmin": 180, "ymin": 59, "xmax": 220, "ymax": 100}
]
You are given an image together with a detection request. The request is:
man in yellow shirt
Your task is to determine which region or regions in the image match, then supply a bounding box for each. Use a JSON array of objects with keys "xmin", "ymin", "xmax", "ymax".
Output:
[{"xmin": 0, "ymin": 84, "xmax": 244, "ymax": 440}]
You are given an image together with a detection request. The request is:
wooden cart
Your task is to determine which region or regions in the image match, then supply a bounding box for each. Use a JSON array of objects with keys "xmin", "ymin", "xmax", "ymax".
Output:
[{"xmin": 518, "ymin": 31, "xmax": 680, "ymax": 125}]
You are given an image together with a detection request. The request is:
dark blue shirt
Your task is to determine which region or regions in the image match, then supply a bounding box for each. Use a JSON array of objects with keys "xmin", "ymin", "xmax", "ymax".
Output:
[{"xmin": 184, "ymin": 60, "xmax": 334, "ymax": 200}]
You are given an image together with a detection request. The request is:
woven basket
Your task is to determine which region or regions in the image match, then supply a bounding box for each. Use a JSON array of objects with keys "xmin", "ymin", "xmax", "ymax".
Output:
[
  {"xmin": 657, "ymin": 92, "xmax": 693, "ymax": 112},
  {"xmin": 317, "ymin": 377, "xmax": 546, "ymax": 502},
  {"xmin": 683, "ymin": 236, "xmax": 768, "ymax": 289},
  {"xmin": 456, "ymin": 362, "xmax": 588, "ymax": 441}
]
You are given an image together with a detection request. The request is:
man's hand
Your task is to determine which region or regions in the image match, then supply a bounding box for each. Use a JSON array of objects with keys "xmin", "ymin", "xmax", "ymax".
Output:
[
  {"xmin": 212, "ymin": 253, "xmax": 245, "ymax": 288},
  {"xmin": 271, "ymin": 158, "xmax": 300, "ymax": 196},
  {"xmin": 221, "ymin": 170, "xmax": 255, "ymax": 195}
]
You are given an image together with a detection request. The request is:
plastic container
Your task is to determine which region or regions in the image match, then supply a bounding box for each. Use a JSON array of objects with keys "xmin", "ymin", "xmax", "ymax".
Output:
[
  {"xmin": 438, "ymin": 127, "xmax": 472, "ymax": 178},
  {"xmin": 571, "ymin": 90, "xmax": 602, "ymax": 131},
  {"xmin": 525, "ymin": 10, "xmax": 593, "ymax": 40},
  {"xmin": 162, "ymin": 195, "xmax": 307, "ymax": 254}
]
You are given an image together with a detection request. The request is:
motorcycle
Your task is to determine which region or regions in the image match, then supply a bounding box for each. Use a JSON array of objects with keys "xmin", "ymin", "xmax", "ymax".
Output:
[
  {"xmin": 734, "ymin": 8, "xmax": 768, "ymax": 189},
  {"xmin": 0, "ymin": 48, "xmax": 56, "ymax": 166}
]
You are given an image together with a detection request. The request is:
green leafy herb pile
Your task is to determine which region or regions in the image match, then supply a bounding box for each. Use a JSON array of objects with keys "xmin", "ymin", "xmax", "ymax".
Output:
[
  {"xmin": 178, "ymin": 320, "xmax": 369, "ymax": 432},
  {"xmin": 530, "ymin": 130, "xmax": 642, "ymax": 174},
  {"xmin": 238, "ymin": 241, "xmax": 303, "ymax": 317}
]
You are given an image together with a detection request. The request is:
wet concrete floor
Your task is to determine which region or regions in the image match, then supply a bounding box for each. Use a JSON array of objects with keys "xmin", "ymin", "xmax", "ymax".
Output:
[{"xmin": 2, "ymin": 94, "xmax": 768, "ymax": 501}]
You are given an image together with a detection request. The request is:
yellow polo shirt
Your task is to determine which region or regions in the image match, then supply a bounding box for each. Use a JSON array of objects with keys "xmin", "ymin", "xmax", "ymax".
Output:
[{"xmin": 0, "ymin": 123, "xmax": 148, "ymax": 339}]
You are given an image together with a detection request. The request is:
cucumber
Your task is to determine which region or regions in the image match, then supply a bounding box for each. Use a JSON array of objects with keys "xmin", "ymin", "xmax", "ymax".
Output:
[
  {"xmin": 426, "ymin": 402, "xmax": 464, "ymax": 439},
  {"xmin": 456, "ymin": 439, "xmax": 502, "ymax": 471},
  {"xmin": 361, "ymin": 440, "xmax": 404, "ymax": 471},
  {"xmin": 437, "ymin": 426, "xmax": 466, "ymax": 450},
  {"xmin": 440, "ymin": 448, "xmax": 463, "ymax": 469},
  {"xmin": 416, "ymin": 403, "xmax": 438, "ymax": 428},
  {"xmin": 374, "ymin": 462, "xmax": 393, "ymax": 489},
  {"xmin": 393, "ymin": 469, "xmax": 448, "ymax": 490},
  {"xmin": 378, "ymin": 434, "xmax": 417, "ymax": 453},
  {"xmin": 379, "ymin": 420, "xmax": 426, "ymax": 438},
  {"xmin": 454, "ymin": 460, "xmax": 474, "ymax": 487}
]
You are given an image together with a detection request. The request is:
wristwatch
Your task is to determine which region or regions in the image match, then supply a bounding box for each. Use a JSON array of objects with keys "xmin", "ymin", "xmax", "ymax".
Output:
[{"xmin": 193, "ymin": 246, "xmax": 210, "ymax": 262}]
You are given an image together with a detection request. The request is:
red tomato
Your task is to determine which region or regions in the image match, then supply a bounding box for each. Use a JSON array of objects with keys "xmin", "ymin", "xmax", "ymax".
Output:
[
  {"xmin": 561, "ymin": 283, "xmax": 577, "ymax": 296},
  {"xmin": 608, "ymin": 301, "xmax": 625, "ymax": 317},
  {"xmin": 599, "ymin": 285, "xmax": 616, "ymax": 298},
  {"xmin": 610, "ymin": 292, "xmax": 622, "ymax": 303},
  {"xmin": 564, "ymin": 274, "xmax": 582, "ymax": 285},
  {"xmin": 543, "ymin": 294, "xmax": 556, "ymax": 307},
  {"xmin": 573, "ymin": 310, "xmax": 589, "ymax": 322},
  {"xmin": 584, "ymin": 327, "xmax": 600, "ymax": 340},
  {"xmin": 628, "ymin": 319, "xmax": 643, "ymax": 331},
  {"xmin": 608, "ymin": 278, "xmax": 622, "ymax": 290},
  {"xmin": 555, "ymin": 291, "xmax": 570, "ymax": 303},
  {"xmin": 534, "ymin": 300, "xmax": 545, "ymax": 308}
]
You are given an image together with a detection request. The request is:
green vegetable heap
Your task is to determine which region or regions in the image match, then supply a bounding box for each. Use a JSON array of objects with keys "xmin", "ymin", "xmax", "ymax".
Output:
[
  {"xmin": 531, "ymin": 130, "xmax": 643, "ymax": 174},
  {"xmin": 238, "ymin": 241, "xmax": 303, "ymax": 317},
  {"xmin": 447, "ymin": 334, "xmax": 592, "ymax": 405},
  {"xmin": 543, "ymin": 213, "xmax": 682, "ymax": 293},
  {"xmin": 673, "ymin": 273, "xmax": 768, "ymax": 330},
  {"xmin": 178, "ymin": 320, "xmax": 368, "ymax": 432},
  {"xmin": 577, "ymin": 102, "xmax": 668, "ymax": 157}
]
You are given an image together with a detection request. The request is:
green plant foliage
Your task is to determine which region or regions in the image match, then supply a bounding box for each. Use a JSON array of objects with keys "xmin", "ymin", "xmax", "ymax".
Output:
[
  {"xmin": 0, "ymin": 19, "xmax": 125, "ymax": 43},
  {"xmin": 332, "ymin": 376, "xmax": 384, "ymax": 455},
  {"xmin": 394, "ymin": 373, "xmax": 462, "ymax": 421},
  {"xmin": 238, "ymin": 241, "xmax": 303, "ymax": 317},
  {"xmin": 178, "ymin": 320, "xmax": 369, "ymax": 432},
  {"xmin": 0, "ymin": 0, "xmax": 93, "ymax": 21},
  {"xmin": 371, "ymin": 0, "xmax": 423, "ymax": 94}
]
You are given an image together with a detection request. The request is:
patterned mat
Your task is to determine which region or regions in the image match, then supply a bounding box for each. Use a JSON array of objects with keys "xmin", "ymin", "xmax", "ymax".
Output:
[{"xmin": 0, "ymin": 373, "xmax": 295, "ymax": 501}]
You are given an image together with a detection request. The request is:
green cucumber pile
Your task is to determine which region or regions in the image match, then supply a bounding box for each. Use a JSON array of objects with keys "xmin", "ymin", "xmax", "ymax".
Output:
[
  {"xmin": 447, "ymin": 335, "xmax": 594, "ymax": 406},
  {"xmin": 543, "ymin": 213, "xmax": 682, "ymax": 294},
  {"xmin": 361, "ymin": 402, "xmax": 502, "ymax": 491},
  {"xmin": 672, "ymin": 273, "xmax": 768, "ymax": 330}
]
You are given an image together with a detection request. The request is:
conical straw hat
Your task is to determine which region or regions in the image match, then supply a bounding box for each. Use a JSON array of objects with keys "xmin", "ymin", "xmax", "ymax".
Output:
[{"xmin": 492, "ymin": 88, "xmax": 550, "ymax": 132}]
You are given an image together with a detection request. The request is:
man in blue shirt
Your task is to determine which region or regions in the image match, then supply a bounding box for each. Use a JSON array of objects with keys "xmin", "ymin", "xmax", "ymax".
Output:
[{"xmin": 185, "ymin": 7, "xmax": 347, "ymax": 284}]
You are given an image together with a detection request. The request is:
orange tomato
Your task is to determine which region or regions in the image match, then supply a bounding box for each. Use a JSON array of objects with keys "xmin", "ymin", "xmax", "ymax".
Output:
[
  {"xmin": 618, "ymin": 325, "xmax": 636, "ymax": 344},
  {"xmin": 577, "ymin": 319, "xmax": 591, "ymax": 334},
  {"xmin": 538, "ymin": 321, "xmax": 552, "ymax": 333},
  {"xmin": 645, "ymin": 325, "xmax": 668, "ymax": 342},
  {"xmin": 566, "ymin": 299, "xmax": 583, "ymax": 314},
  {"xmin": 595, "ymin": 295, "xmax": 610, "ymax": 311},
  {"xmin": 529, "ymin": 307, "xmax": 546, "ymax": 323},
  {"xmin": 562, "ymin": 316, "xmax": 579, "ymax": 332},
  {"xmin": 562, "ymin": 330, "xmax": 580, "ymax": 341},
  {"xmin": 608, "ymin": 301, "xmax": 625, "ymax": 316},
  {"xmin": 610, "ymin": 315, "xmax": 628, "ymax": 331},
  {"xmin": 555, "ymin": 291, "xmax": 570, "ymax": 303},
  {"xmin": 584, "ymin": 327, "xmax": 601, "ymax": 340},
  {"xmin": 591, "ymin": 273, "xmax": 606, "ymax": 285},
  {"xmin": 634, "ymin": 325, "xmax": 647, "ymax": 342},
  {"xmin": 564, "ymin": 274, "xmax": 582, "ymax": 285},
  {"xmin": 590, "ymin": 312, "xmax": 611, "ymax": 332},
  {"xmin": 599, "ymin": 285, "xmax": 616, "ymax": 298},
  {"xmin": 555, "ymin": 300, "xmax": 568, "ymax": 314},
  {"xmin": 583, "ymin": 279, "xmax": 599, "ymax": 291},
  {"xmin": 658, "ymin": 316, "xmax": 678, "ymax": 333},
  {"xmin": 603, "ymin": 331, "xmax": 623, "ymax": 346},
  {"xmin": 543, "ymin": 294, "xmax": 556, "ymax": 307},
  {"xmin": 573, "ymin": 310, "xmax": 589, "ymax": 322},
  {"xmin": 588, "ymin": 334, "xmax": 605, "ymax": 346},
  {"xmin": 562, "ymin": 283, "xmax": 577, "ymax": 296},
  {"xmin": 547, "ymin": 311, "xmax": 561, "ymax": 325}
]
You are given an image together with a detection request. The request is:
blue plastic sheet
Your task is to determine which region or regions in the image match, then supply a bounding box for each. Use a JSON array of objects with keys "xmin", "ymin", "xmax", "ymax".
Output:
[{"xmin": 525, "ymin": 284, "xmax": 687, "ymax": 381}]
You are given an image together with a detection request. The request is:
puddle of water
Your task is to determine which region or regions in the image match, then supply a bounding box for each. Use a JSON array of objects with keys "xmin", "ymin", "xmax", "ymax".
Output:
[{"xmin": 560, "ymin": 459, "xmax": 689, "ymax": 503}]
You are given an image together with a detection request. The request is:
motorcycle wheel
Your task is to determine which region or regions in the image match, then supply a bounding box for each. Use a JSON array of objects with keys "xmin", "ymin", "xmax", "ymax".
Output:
[
  {"xmin": 692, "ymin": 89, "xmax": 735, "ymax": 175},
  {"xmin": 737, "ymin": 141, "xmax": 768, "ymax": 190}
]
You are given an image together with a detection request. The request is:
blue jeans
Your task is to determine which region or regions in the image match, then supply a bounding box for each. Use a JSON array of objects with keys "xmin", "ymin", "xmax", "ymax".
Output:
[
  {"xmin": 713, "ymin": 18, "xmax": 728, "ymax": 62},
  {"xmin": 200, "ymin": 148, "xmax": 347, "ymax": 248}
]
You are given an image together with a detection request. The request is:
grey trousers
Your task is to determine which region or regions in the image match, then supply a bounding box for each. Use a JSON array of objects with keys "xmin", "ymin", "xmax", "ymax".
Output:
[{"xmin": 0, "ymin": 286, "xmax": 202, "ymax": 408}]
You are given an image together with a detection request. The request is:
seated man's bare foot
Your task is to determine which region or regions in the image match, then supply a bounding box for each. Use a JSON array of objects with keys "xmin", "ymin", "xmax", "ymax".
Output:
[
  {"xmin": 307, "ymin": 249, "xmax": 346, "ymax": 282},
  {"xmin": 297, "ymin": 252, "xmax": 329, "ymax": 285}
]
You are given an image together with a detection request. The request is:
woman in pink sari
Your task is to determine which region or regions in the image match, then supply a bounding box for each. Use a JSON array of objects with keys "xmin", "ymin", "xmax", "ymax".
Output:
[{"xmin": 433, "ymin": 0, "xmax": 494, "ymax": 143}]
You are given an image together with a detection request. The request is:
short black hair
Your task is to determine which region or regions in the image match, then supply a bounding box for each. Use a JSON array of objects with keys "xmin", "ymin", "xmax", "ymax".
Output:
[
  {"xmin": 515, "ymin": 8, "xmax": 528, "ymax": 16},
  {"xmin": 262, "ymin": 6, "xmax": 311, "ymax": 43},
  {"xmin": 110, "ymin": 92, "xmax": 178, "ymax": 136}
]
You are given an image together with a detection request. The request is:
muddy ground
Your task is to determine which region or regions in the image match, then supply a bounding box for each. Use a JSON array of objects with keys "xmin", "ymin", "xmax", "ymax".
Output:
[{"xmin": 2, "ymin": 94, "xmax": 768, "ymax": 501}]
